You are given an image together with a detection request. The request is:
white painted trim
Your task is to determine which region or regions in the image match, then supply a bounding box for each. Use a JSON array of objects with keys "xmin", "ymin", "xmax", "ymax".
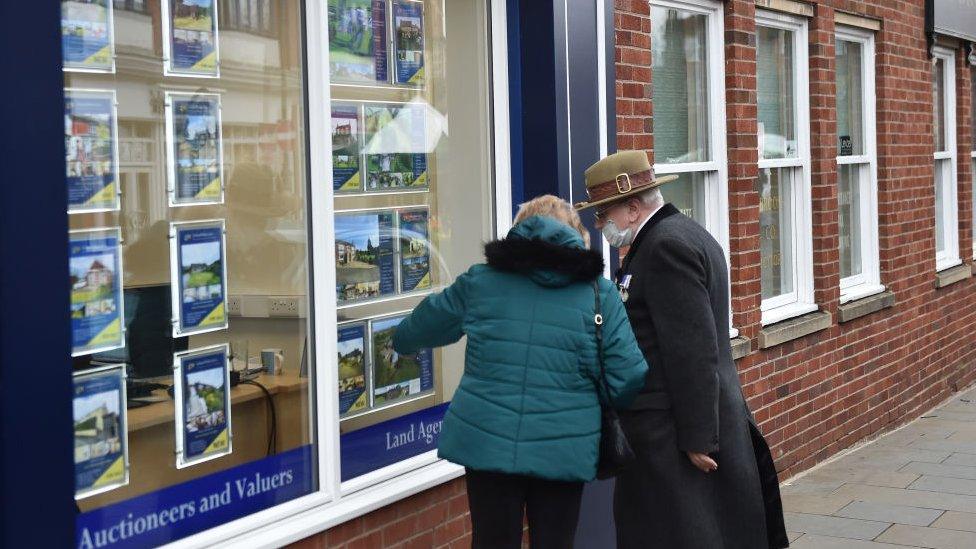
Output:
[
  {"xmin": 562, "ymin": 0, "xmax": 574, "ymax": 204},
  {"xmin": 654, "ymin": 161, "xmax": 722, "ymax": 174},
  {"xmin": 836, "ymin": 27, "xmax": 882, "ymax": 303},
  {"xmin": 933, "ymin": 47, "xmax": 960, "ymax": 270},
  {"xmin": 491, "ymin": 0, "xmax": 514, "ymax": 237},
  {"xmin": 756, "ymin": 10, "xmax": 815, "ymax": 326}
]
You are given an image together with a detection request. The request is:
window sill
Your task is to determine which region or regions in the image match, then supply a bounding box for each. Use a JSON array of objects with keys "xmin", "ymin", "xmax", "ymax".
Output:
[
  {"xmin": 731, "ymin": 336, "xmax": 751, "ymax": 360},
  {"xmin": 838, "ymin": 290, "xmax": 895, "ymax": 323},
  {"xmin": 758, "ymin": 310, "xmax": 832, "ymax": 349},
  {"xmin": 761, "ymin": 301, "xmax": 819, "ymax": 327},
  {"xmin": 839, "ymin": 283, "xmax": 886, "ymax": 305},
  {"xmin": 935, "ymin": 263, "xmax": 971, "ymax": 289}
]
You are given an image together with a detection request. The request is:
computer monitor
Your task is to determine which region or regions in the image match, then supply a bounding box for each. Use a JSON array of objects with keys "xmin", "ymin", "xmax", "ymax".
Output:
[{"xmin": 90, "ymin": 284, "xmax": 188, "ymax": 379}]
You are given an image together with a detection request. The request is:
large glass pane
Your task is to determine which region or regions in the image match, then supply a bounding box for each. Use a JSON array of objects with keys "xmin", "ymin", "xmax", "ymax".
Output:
[
  {"xmin": 759, "ymin": 167, "xmax": 795, "ymax": 299},
  {"xmin": 757, "ymin": 25, "xmax": 797, "ymax": 160},
  {"xmin": 659, "ymin": 171, "xmax": 707, "ymax": 226},
  {"xmin": 838, "ymin": 164, "xmax": 862, "ymax": 278},
  {"xmin": 935, "ymin": 158, "xmax": 947, "ymax": 254},
  {"xmin": 934, "ymin": 58, "xmax": 946, "ymax": 152},
  {"xmin": 651, "ymin": 6, "xmax": 709, "ymax": 164},
  {"xmin": 65, "ymin": 0, "xmax": 316, "ymax": 544},
  {"xmin": 330, "ymin": 0, "xmax": 496, "ymax": 482},
  {"xmin": 835, "ymin": 39, "xmax": 863, "ymax": 157}
]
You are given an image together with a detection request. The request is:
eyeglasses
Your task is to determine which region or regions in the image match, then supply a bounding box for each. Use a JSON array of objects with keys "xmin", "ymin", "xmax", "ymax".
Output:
[{"xmin": 594, "ymin": 204, "xmax": 615, "ymax": 222}]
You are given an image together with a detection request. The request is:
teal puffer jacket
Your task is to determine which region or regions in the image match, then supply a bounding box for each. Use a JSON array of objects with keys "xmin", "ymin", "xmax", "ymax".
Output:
[{"xmin": 393, "ymin": 216, "xmax": 648, "ymax": 481}]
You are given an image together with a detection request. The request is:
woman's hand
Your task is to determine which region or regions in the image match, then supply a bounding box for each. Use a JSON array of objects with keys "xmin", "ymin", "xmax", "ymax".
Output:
[{"xmin": 686, "ymin": 451, "xmax": 718, "ymax": 473}]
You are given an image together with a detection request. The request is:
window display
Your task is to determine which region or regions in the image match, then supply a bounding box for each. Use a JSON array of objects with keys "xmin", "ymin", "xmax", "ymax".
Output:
[
  {"xmin": 62, "ymin": 0, "xmax": 116, "ymax": 73},
  {"xmin": 73, "ymin": 364, "xmax": 129, "ymax": 499},
  {"xmin": 170, "ymin": 220, "xmax": 228, "ymax": 337},
  {"xmin": 65, "ymin": 89, "xmax": 120, "ymax": 213},
  {"xmin": 328, "ymin": 0, "xmax": 388, "ymax": 84},
  {"xmin": 166, "ymin": 92, "xmax": 225, "ymax": 206},
  {"xmin": 162, "ymin": 0, "xmax": 220, "ymax": 77},
  {"xmin": 173, "ymin": 344, "xmax": 232, "ymax": 468},
  {"xmin": 70, "ymin": 227, "xmax": 125, "ymax": 356}
]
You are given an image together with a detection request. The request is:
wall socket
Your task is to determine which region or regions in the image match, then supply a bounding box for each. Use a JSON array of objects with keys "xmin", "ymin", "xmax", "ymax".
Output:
[
  {"xmin": 268, "ymin": 296, "xmax": 304, "ymax": 318},
  {"xmin": 226, "ymin": 296, "xmax": 242, "ymax": 316}
]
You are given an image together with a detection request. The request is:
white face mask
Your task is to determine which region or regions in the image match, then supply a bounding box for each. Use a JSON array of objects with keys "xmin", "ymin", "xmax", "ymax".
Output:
[{"xmin": 601, "ymin": 219, "xmax": 634, "ymax": 248}]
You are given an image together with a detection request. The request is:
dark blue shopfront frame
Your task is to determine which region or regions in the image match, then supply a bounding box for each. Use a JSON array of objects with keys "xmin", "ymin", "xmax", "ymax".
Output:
[{"xmin": 340, "ymin": 403, "xmax": 449, "ymax": 481}]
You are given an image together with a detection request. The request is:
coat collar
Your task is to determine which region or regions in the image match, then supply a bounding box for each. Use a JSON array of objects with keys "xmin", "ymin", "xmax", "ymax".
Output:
[
  {"xmin": 620, "ymin": 203, "xmax": 680, "ymax": 274},
  {"xmin": 484, "ymin": 236, "xmax": 605, "ymax": 286}
]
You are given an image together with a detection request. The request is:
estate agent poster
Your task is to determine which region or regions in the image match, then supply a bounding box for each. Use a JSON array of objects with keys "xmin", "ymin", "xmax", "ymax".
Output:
[
  {"xmin": 392, "ymin": 1, "xmax": 424, "ymax": 86},
  {"xmin": 61, "ymin": 0, "xmax": 115, "ymax": 72},
  {"xmin": 166, "ymin": 92, "xmax": 224, "ymax": 206},
  {"xmin": 398, "ymin": 209, "xmax": 431, "ymax": 292},
  {"xmin": 335, "ymin": 210, "xmax": 396, "ymax": 303},
  {"xmin": 69, "ymin": 228, "xmax": 125, "ymax": 357},
  {"xmin": 170, "ymin": 220, "xmax": 229, "ymax": 337},
  {"xmin": 337, "ymin": 322, "xmax": 369, "ymax": 417},
  {"xmin": 174, "ymin": 345, "xmax": 232, "ymax": 468},
  {"xmin": 74, "ymin": 365, "xmax": 128, "ymax": 499},
  {"xmin": 65, "ymin": 89, "xmax": 120, "ymax": 213},
  {"xmin": 332, "ymin": 103, "xmax": 362, "ymax": 193},
  {"xmin": 328, "ymin": 0, "xmax": 387, "ymax": 84},
  {"xmin": 163, "ymin": 0, "xmax": 219, "ymax": 77},
  {"xmin": 371, "ymin": 315, "xmax": 434, "ymax": 406},
  {"xmin": 364, "ymin": 103, "xmax": 428, "ymax": 190}
]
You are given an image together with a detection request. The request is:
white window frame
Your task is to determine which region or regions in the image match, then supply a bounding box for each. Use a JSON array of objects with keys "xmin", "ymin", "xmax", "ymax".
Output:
[
  {"xmin": 971, "ymin": 67, "xmax": 976, "ymax": 259},
  {"xmin": 649, "ymin": 0, "xmax": 734, "ymax": 336},
  {"xmin": 835, "ymin": 26, "xmax": 884, "ymax": 304},
  {"xmin": 756, "ymin": 10, "xmax": 815, "ymax": 326},
  {"xmin": 932, "ymin": 46, "xmax": 960, "ymax": 272},
  {"xmin": 170, "ymin": 1, "xmax": 513, "ymax": 547}
]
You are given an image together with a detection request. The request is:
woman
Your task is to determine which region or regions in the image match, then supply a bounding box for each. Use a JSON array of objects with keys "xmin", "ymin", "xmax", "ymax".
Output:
[{"xmin": 393, "ymin": 195, "xmax": 648, "ymax": 548}]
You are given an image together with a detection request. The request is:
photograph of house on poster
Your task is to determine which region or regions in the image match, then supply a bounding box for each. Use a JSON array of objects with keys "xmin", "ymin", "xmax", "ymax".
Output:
[{"xmin": 164, "ymin": 0, "xmax": 219, "ymax": 76}]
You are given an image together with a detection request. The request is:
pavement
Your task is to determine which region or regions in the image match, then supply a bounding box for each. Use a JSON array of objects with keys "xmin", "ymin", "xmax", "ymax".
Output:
[{"xmin": 781, "ymin": 385, "xmax": 976, "ymax": 548}]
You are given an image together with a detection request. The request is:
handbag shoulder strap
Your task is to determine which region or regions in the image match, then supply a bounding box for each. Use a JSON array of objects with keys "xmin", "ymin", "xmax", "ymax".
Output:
[{"xmin": 591, "ymin": 280, "xmax": 612, "ymax": 405}]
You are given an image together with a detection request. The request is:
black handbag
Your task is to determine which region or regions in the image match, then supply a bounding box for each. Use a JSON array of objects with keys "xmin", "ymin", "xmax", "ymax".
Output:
[{"xmin": 592, "ymin": 280, "xmax": 636, "ymax": 479}]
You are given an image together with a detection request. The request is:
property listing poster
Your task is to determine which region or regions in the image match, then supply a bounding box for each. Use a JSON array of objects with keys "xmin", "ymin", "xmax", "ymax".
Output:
[
  {"xmin": 171, "ymin": 220, "xmax": 228, "ymax": 337},
  {"xmin": 398, "ymin": 209, "xmax": 431, "ymax": 292},
  {"xmin": 335, "ymin": 211, "xmax": 396, "ymax": 303},
  {"xmin": 175, "ymin": 345, "xmax": 232, "ymax": 468},
  {"xmin": 328, "ymin": 0, "xmax": 387, "ymax": 84},
  {"xmin": 392, "ymin": 1, "xmax": 424, "ymax": 86},
  {"xmin": 370, "ymin": 315, "xmax": 434, "ymax": 406},
  {"xmin": 165, "ymin": 0, "xmax": 219, "ymax": 76},
  {"xmin": 74, "ymin": 365, "xmax": 128, "ymax": 499},
  {"xmin": 65, "ymin": 89, "xmax": 119, "ymax": 213},
  {"xmin": 337, "ymin": 322, "xmax": 369, "ymax": 417},
  {"xmin": 364, "ymin": 103, "xmax": 428, "ymax": 190},
  {"xmin": 332, "ymin": 103, "xmax": 362, "ymax": 193},
  {"xmin": 167, "ymin": 93, "xmax": 223, "ymax": 206},
  {"xmin": 61, "ymin": 0, "xmax": 114, "ymax": 72},
  {"xmin": 69, "ymin": 228, "xmax": 125, "ymax": 356}
]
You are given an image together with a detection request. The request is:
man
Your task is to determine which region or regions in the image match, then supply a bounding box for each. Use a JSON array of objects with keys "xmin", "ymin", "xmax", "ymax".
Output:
[{"xmin": 576, "ymin": 151, "xmax": 788, "ymax": 549}]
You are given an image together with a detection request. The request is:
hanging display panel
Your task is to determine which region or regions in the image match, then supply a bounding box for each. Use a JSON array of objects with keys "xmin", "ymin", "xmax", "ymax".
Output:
[
  {"xmin": 64, "ymin": 89, "xmax": 120, "ymax": 214},
  {"xmin": 69, "ymin": 227, "xmax": 125, "ymax": 357},
  {"xmin": 61, "ymin": 0, "xmax": 116, "ymax": 73},
  {"xmin": 161, "ymin": 0, "xmax": 220, "ymax": 77},
  {"xmin": 73, "ymin": 364, "xmax": 129, "ymax": 499},
  {"xmin": 174, "ymin": 344, "xmax": 233, "ymax": 468}
]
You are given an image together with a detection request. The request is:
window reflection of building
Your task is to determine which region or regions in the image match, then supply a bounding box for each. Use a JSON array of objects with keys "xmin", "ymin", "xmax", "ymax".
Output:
[
  {"xmin": 113, "ymin": 0, "xmax": 148, "ymax": 14},
  {"xmin": 221, "ymin": 0, "xmax": 275, "ymax": 36}
]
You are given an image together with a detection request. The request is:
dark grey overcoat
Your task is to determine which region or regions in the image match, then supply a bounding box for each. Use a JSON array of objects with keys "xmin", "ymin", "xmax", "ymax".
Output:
[{"xmin": 613, "ymin": 203, "xmax": 788, "ymax": 549}]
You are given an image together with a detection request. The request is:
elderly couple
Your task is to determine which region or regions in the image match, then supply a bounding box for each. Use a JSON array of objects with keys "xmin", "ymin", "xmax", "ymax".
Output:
[{"xmin": 393, "ymin": 151, "xmax": 789, "ymax": 549}]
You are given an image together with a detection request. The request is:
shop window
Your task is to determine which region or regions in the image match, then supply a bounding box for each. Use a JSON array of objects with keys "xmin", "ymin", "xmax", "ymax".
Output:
[
  {"xmin": 756, "ymin": 11, "xmax": 814, "ymax": 325},
  {"xmin": 836, "ymin": 27, "xmax": 883, "ymax": 303},
  {"xmin": 932, "ymin": 47, "xmax": 959, "ymax": 271}
]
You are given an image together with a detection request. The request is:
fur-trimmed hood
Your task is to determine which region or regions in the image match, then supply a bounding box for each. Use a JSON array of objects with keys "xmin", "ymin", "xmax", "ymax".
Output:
[{"xmin": 484, "ymin": 216, "xmax": 604, "ymax": 287}]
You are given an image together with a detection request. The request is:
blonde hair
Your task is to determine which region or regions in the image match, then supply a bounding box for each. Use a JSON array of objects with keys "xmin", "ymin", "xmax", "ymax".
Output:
[{"xmin": 514, "ymin": 194, "xmax": 591, "ymax": 248}]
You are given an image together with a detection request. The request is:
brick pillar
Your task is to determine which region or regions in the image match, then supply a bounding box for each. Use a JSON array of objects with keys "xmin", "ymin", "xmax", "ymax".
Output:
[
  {"xmin": 956, "ymin": 47, "xmax": 974, "ymax": 261},
  {"xmin": 808, "ymin": 6, "xmax": 841, "ymax": 316},
  {"xmin": 614, "ymin": 0, "xmax": 653, "ymax": 162},
  {"xmin": 724, "ymin": 0, "xmax": 761, "ymax": 357}
]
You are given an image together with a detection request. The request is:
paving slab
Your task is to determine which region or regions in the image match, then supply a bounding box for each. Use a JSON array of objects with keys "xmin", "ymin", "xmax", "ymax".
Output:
[
  {"xmin": 783, "ymin": 493, "xmax": 856, "ymax": 515},
  {"xmin": 831, "ymin": 483, "xmax": 976, "ymax": 513},
  {"xmin": 900, "ymin": 461, "xmax": 976, "ymax": 481},
  {"xmin": 876, "ymin": 524, "xmax": 976, "ymax": 549},
  {"xmin": 783, "ymin": 512, "xmax": 891, "ymax": 540},
  {"xmin": 943, "ymin": 453, "xmax": 976, "ymax": 467},
  {"xmin": 789, "ymin": 533, "xmax": 924, "ymax": 548},
  {"xmin": 908, "ymin": 475, "xmax": 976, "ymax": 496},
  {"xmin": 930, "ymin": 511, "xmax": 976, "ymax": 533},
  {"xmin": 834, "ymin": 501, "xmax": 944, "ymax": 527}
]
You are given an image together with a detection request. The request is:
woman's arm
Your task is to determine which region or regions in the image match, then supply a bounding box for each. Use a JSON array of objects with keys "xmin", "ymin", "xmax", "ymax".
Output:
[
  {"xmin": 598, "ymin": 282, "xmax": 649, "ymax": 409},
  {"xmin": 392, "ymin": 270, "xmax": 471, "ymax": 354}
]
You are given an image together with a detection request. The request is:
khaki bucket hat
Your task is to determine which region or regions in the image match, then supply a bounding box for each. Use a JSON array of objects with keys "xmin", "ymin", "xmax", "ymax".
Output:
[{"xmin": 574, "ymin": 150, "xmax": 677, "ymax": 211}]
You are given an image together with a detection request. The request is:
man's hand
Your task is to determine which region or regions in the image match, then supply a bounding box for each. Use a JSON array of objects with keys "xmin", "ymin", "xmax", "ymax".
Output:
[{"xmin": 686, "ymin": 452, "xmax": 718, "ymax": 473}]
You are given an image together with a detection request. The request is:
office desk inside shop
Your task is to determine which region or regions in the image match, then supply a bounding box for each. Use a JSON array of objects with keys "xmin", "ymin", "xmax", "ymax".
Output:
[{"xmin": 79, "ymin": 373, "xmax": 310, "ymax": 511}]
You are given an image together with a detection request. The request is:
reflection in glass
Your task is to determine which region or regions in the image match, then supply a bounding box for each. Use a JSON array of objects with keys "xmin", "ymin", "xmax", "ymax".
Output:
[
  {"xmin": 835, "ymin": 39, "xmax": 863, "ymax": 157},
  {"xmin": 935, "ymin": 160, "xmax": 946, "ymax": 255},
  {"xmin": 651, "ymin": 7, "xmax": 709, "ymax": 164},
  {"xmin": 659, "ymin": 171, "xmax": 706, "ymax": 226},
  {"xmin": 933, "ymin": 58, "xmax": 945, "ymax": 152},
  {"xmin": 758, "ymin": 167, "xmax": 794, "ymax": 299},
  {"xmin": 757, "ymin": 26, "xmax": 796, "ymax": 160},
  {"xmin": 838, "ymin": 164, "xmax": 862, "ymax": 279}
]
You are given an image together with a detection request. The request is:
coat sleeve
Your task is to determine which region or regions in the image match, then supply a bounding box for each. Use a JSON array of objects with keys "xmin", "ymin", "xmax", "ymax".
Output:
[
  {"xmin": 392, "ymin": 270, "xmax": 470, "ymax": 354},
  {"xmin": 643, "ymin": 238, "xmax": 721, "ymax": 454},
  {"xmin": 597, "ymin": 281, "xmax": 649, "ymax": 410}
]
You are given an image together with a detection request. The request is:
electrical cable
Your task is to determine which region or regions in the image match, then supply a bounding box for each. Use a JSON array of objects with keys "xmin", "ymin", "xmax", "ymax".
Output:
[{"xmin": 240, "ymin": 380, "xmax": 277, "ymax": 456}]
